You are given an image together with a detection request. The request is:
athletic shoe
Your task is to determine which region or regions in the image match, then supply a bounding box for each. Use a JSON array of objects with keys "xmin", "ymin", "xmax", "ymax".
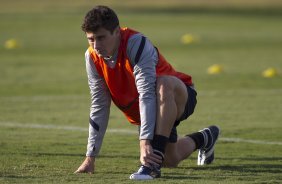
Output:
[
  {"xmin": 129, "ymin": 165, "xmax": 161, "ymax": 180},
  {"xmin": 197, "ymin": 125, "xmax": 220, "ymax": 166}
]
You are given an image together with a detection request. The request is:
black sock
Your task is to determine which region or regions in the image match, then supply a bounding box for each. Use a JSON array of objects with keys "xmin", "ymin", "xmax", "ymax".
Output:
[
  {"xmin": 151, "ymin": 134, "xmax": 168, "ymax": 161},
  {"xmin": 186, "ymin": 132, "xmax": 205, "ymax": 150}
]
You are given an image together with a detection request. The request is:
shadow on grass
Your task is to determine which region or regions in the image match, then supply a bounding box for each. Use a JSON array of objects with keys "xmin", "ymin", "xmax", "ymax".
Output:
[
  {"xmin": 22, "ymin": 152, "xmax": 84, "ymax": 157},
  {"xmin": 163, "ymin": 162, "xmax": 281, "ymax": 180},
  {"xmin": 216, "ymin": 156, "xmax": 282, "ymax": 162},
  {"xmin": 99, "ymin": 154, "xmax": 138, "ymax": 159},
  {"xmin": 162, "ymin": 174, "xmax": 201, "ymax": 180},
  {"xmin": 187, "ymin": 164, "xmax": 282, "ymax": 174},
  {"xmin": 18, "ymin": 152, "xmax": 138, "ymax": 159},
  {"xmin": 0, "ymin": 174, "xmax": 36, "ymax": 179}
]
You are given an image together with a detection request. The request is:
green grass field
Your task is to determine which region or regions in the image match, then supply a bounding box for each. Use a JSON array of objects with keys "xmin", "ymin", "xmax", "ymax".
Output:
[{"xmin": 0, "ymin": 1, "xmax": 282, "ymax": 183}]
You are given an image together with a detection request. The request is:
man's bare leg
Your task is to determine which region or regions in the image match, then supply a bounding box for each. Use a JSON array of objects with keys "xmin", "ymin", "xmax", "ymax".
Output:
[
  {"xmin": 163, "ymin": 137, "xmax": 196, "ymax": 167},
  {"xmin": 154, "ymin": 76, "xmax": 188, "ymax": 137},
  {"xmin": 130, "ymin": 76, "xmax": 190, "ymax": 179},
  {"xmin": 153, "ymin": 76, "xmax": 198, "ymax": 167}
]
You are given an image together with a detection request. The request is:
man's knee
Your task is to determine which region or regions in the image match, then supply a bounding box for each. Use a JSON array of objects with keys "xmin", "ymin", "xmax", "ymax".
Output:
[{"xmin": 156, "ymin": 76, "xmax": 188, "ymax": 120}]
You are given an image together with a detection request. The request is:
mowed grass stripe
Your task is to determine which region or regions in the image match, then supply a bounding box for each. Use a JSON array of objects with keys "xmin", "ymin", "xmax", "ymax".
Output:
[
  {"xmin": 1, "ymin": 88, "xmax": 282, "ymax": 101},
  {"xmin": 1, "ymin": 121, "xmax": 281, "ymax": 146}
]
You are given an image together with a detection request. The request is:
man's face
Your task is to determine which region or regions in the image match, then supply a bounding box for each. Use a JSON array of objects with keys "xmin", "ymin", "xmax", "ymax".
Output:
[{"xmin": 86, "ymin": 27, "xmax": 120, "ymax": 58}]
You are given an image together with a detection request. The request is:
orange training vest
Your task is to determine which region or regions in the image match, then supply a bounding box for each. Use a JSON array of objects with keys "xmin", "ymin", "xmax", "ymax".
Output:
[{"xmin": 88, "ymin": 27, "xmax": 192, "ymax": 125}]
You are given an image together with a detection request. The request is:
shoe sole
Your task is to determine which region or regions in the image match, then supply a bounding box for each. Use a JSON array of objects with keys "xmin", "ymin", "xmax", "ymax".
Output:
[
  {"xmin": 129, "ymin": 165, "xmax": 160, "ymax": 180},
  {"xmin": 129, "ymin": 173, "xmax": 154, "ymax": 180}
]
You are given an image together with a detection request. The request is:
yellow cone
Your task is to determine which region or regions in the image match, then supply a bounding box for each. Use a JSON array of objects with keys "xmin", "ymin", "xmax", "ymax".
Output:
[
  {"xmin": 4, "ymin": 39, "xmax": 20, "ymax": 49},
  {"xmin": 207, "ymin": 64, "xmax": 223, "ymax": 75},
  {"xmin": 262, "ymin": 68, "xmax": 278, "ymax": 78},
  {"xmin": 180, "ymin": 34, "xmax": 198, "ymax": 45}
]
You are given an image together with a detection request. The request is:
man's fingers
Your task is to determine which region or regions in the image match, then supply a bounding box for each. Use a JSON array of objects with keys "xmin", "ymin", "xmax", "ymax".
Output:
[
  {"xmin": 74, "ymin": 169, "xmax": 94, "ymax": 174},
  {"xmin": 74, "ymin": 169, "xmax": 82, "ymax": 174},
  {"xmin": 143, "ymin": 155, "xmax": 163, "ymax": 166},
  {"xmin": 141, "ymin": 152, "xmax": 163, "ymax": 166},
  {"xmin": 74, "ymin": 169, "xmax": 83, "ymax": 174},
  {"xmin": 74, "ymin": 168, "xmax": 86, "ymax": 174},
  {"xmin": 146, "ymin": 159, "xmax": 159, "ymax": 166},
  {"xmin": 74, "ymin": 166, "xmax": 94, "ymax": 174},
  {"xmin": 151, "ymin": 152, "xmax": 163, "ymax": 163}
]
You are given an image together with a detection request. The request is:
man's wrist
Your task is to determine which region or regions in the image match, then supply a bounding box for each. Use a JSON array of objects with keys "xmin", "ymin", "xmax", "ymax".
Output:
[
  {"xmin": 86, "ymin": 156, "xmax": 95, "ymax": 162},
  {"xmin": 140, "ymin": 139, "xmax": 151, "ymax": 146}
]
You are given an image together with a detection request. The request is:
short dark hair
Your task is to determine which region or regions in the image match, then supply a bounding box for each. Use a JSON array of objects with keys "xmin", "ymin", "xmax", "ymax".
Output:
[{"xmin": 82, "ymin": 6, "xmax": 119, "ymax": 33}]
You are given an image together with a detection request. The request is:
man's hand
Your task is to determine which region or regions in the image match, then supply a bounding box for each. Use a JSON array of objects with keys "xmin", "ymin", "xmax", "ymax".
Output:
[
  {"xmin": 74, "ymin": 156, "xmax": 95, "ymax": 174},
  {"xmin": 140, "ymin": 140, "xmax": 162, "ymax": 167}
]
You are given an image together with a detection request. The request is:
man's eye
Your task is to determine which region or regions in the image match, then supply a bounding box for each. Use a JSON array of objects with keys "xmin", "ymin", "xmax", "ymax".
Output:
[{"xmin": 97, "ymin": 36, "xmax": 105, "ymax": 41}]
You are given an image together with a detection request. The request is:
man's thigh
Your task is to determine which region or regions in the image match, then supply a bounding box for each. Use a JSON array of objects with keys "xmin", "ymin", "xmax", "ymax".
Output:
[{"xmin": 156, "ymin": 75, "xmax": 188, "ymax": 120}]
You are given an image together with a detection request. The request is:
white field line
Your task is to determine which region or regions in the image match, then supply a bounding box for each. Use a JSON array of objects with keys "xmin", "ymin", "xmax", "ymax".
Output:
[
  {"xmin": 0, "ymin": 122, "xmax": 137, "ymax": 134},
  {"xmin": 0, "ymin": 122, "xmax": 282, "ymax": 146},
  {"xmin": 219, "ymin": 137, "xmax": 282, "ymax": 145}
]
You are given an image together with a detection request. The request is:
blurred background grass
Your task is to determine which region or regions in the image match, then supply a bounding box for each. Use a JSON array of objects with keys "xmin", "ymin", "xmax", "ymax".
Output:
[
  {"xmin": 1, "ymin": 0, "xmax": 282, "ymax": 95},
  {"xmin": 0, "ymin": 1, "xmax": 282, "ymax": 183},
  {"xmin": 1, "ymin": 0, "xmax": 281, "ymax": 131},
  {"xmin": 1, "ymin": 0, "xmax": 282, "ymax": 136}
]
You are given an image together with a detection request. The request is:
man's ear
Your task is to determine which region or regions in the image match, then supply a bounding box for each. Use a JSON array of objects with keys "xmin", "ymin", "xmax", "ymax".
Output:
[{"xmin": 114, "ymin": 27, "xmax": 120, "ymax": 35}]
